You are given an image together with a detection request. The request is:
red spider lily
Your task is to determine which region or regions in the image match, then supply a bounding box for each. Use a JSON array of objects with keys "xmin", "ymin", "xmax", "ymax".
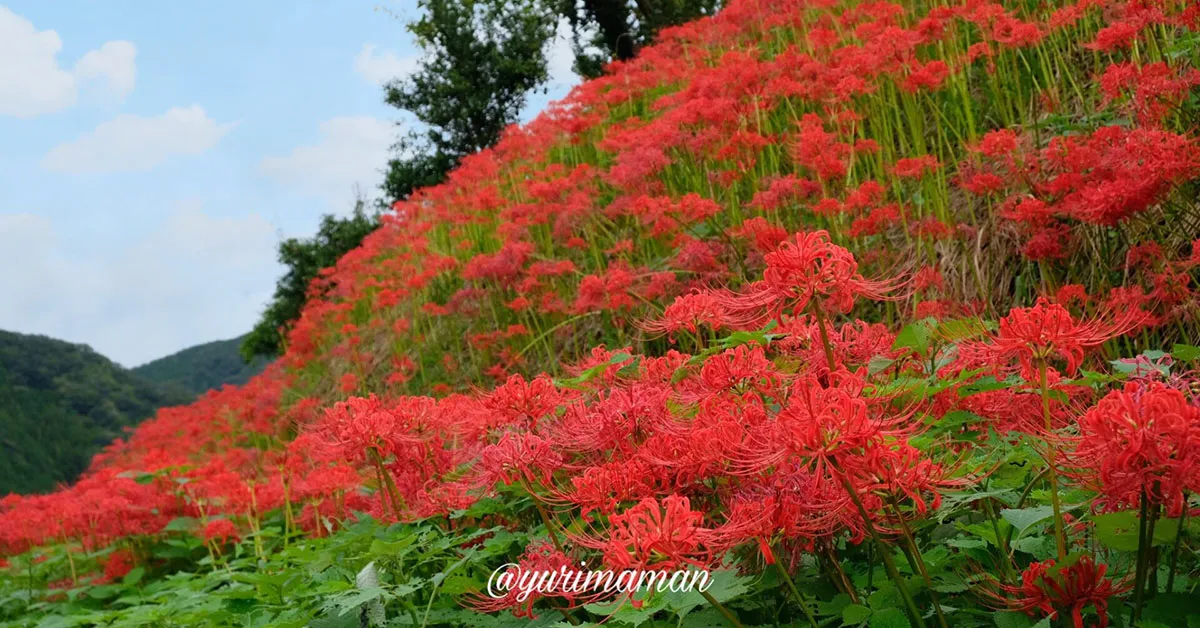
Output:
[
  {"xmin": 698, "ymin": 345, "xmax": 780, "ymax": 396},
  {"xmin": 710, "ymin": 464, "xmax": 847, "ymax": 558},
  {"xmin": 734, "ymin": 372, "xmax": 918, "ymax": 474},
  {"xmin": 100, "ymin": 549, "xmax": 136, "ymax": 583},
  {"xmin": 963, "ymin": 298, "xmax": 1145, "ymax": 380},
  {"xmin": 722, "ymin": 230, "xmax": 904, "ymax": 319},
  {"xmin": 892, "ymin": 155, "xmax": 941, "ymax": 179},
  {"xmin": 1099, "ymin": 61, "xmax": 1200, "ymax": 126},
  {"xmin": 572, "ymin": 495, "xmax": 713, "ymax": 571},
  {"xmin": 1072, "ymin": 381, "xmax": 1200, "ymax": 516},
  {"xmin": 998, "ymin": 555, "xmax": 1127, "ymax": 628},
  {"xmin": 474, "ymin": 432, "xmax": 564, "ymax": 491},
  {"xmin": 961, "ymin": 372, "xmax": 1091, "ymax": 437},
  {"xmin": 480, "ymin": 374, "xmax": 569, "ymax": 431},
  {"xmin": 466, "ymin": 541, "xmax": 594, "ymax": 619},
  {"xmin": 644, "ymin": 291, "xmax": 731, "ymax": 338},
  {"xmin": 202, "ymin": 519, "xmax": 239, "ymax": 545}
]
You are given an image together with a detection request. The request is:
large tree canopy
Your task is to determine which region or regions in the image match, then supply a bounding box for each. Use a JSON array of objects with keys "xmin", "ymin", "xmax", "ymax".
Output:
[{"xmin": 382, "ymin": 0, "xmax": 557, "ymax": 201}]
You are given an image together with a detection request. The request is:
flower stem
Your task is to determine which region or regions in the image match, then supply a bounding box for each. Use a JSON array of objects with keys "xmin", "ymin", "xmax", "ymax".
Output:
[
  {"xmin": 773, "ymin": 549, "xmax": 820, "ymax": 628},
  {"xmin": 1132, "ymin": 489, "xmax": 1151, "ymax": 625},
  {"xmin": 1036, "ymin": 360, "xmax": 1068, "ymax": 562},
  {"xmin": 810, "ymin": 298, "xmax": 839, "ymax": 375},
  {"xmin": 1166, "ymin": 496, "xmax": 1188, "ymax": 593},
  {"xmin": 368, "ymin": 448, "xmax": 405, "ymax": 522},
  {"xmin": 838, "ymin": 475, "xmax": 928, "ymax": 628},
  {"xmin": 701, "ymin": 590, "xmax": 744, "ymax": 628},
  {"xmin": 891, "ymin": 505, "xmax": 949, "ymax": 628}
]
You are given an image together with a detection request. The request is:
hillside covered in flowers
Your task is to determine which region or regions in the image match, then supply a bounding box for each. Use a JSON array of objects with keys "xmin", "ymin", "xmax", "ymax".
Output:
[{"xmin": 3, "ymin": 0, "xmax": 1200, "ymax": 626}]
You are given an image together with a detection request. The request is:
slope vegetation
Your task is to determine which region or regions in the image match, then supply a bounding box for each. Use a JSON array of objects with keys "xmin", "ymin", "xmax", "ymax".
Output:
[{"xmin": 2, "ymin": 0, "xmax": 1200, "ymax": 626}]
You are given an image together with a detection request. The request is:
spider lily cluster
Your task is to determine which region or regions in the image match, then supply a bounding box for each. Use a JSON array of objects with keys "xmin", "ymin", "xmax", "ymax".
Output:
[{"xmin": 3, "ymin": 0, "xmax": 1200, "ymax": 626}]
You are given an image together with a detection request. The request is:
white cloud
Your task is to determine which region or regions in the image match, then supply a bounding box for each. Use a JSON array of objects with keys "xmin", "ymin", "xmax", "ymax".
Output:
[
  {"xmin": 519, "ymin": 19, "xmax": 581, "ymax": 122},
  {"xmin": 42, "ymin": 105, "xmax": 236, "ymax": 174},
  {"xmin": 0, "ymin": 204, "xmax": 281, "ymax": 367},
  {"xmin": 354, "ymin": 43, "xmax": 419, "ymax": 86},
  {"xmin": 545, "ymin": 20, "xmax": 580, "ymax": 92},
  {"xmin": 75, "ymin": 40, "xmax": 137, "ymax": 103},
  {"xmin": 259, "ymin": 116, "xmax": 394, "ymax": 205},
  {"xmin": 0, "ymin": 6, "xmax": 136, "ymax": 118}
]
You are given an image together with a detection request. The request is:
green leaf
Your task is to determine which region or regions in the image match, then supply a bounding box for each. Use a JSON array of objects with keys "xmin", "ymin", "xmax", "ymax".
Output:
[
  {"xmin": 843, "ymin": 603, "xmax": 872, "ymax": 625},
  {"xmin": 608, "ymin": 352, "xmax": 632, "ymax": 365},
  {"xmin": 1172, "ymin": 344, "xmax": 1200, "ymax": 362},
  {"xmin": 937, "ymin": 317, "xmax": 991, "ymax": 343},
  {"xmin": 869, "ymin": 608, "xmax": 910, "ymax": 628},
  {"xmin": 368, "ymin": 534, "xmax": 418, "ymax": 559},
  {"xmin": 85, "ymin": 584, "xmax": 124, "ymax": 600},
  {"xmin": 945, "ymin": 538, "xmax": 987, "ymax": 550},
  {"xmin": 163, "ymin": 516, "xmax": 198, "ymax": 533},
  {"xmin": 893, "ymin": 319, "xmax": 936, "ymax": 358},
  {"xmin": 1000, "ymin": 506, "xmax": 1055, "ymax": 539},
  {"xmin": 1093, "ymin": 511, "xmax": 1142, "ymax": 552},
  {"xmin": 1011, "ymin": 536, "xmax": 1054, "ymax": 560},
  {"xmin": 122, "ymin": 567, "xmax": 145, "ymax": 586},
  {"xmin": 868, "ymin": 356, "xmax": 895, "ymax": 375},
  {"xmin": 661, "ymin": 569, "xmax": 751, "ymax": 620},
  {"xmin": 993, "ymin": 612, "xmax": 1035, "ymax": 628}
]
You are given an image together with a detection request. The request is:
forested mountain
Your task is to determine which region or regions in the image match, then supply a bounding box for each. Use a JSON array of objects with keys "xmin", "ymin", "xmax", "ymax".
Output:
[
  {"xmin": 133, "ymin": 334, "xmax": 269, "ymax": 397},
  {"xmin": 0, "ymin": 330, "xmax": 193, "ymax": 495}
]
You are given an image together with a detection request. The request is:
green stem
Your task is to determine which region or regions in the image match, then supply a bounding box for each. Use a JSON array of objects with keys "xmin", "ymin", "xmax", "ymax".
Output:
[
  {"xmin": 773, "ymin": 549, "xmax": 820, "ymax": 628},
  {"xmin": 701, "ymin": 590, "xmax": 745, "ymax": 628},
  {"xmin": 369, "ymin": 448, "xmax": 405, "ymax": 521},
  {"xmin": 838, "ymin": 475, "xmax": 928, "ymax": 628},
  {"xmin": 1166, "ymin": 496, "xmax": 1188, "ymax": 593},
  {"xmin": 1037, "ymin": 360, "xmax": 1068, "ymax": 562},
  {"xmin": 892, "ymin": 505, "xmax": 949, "ymax": 628},
  {"xmin": 810, "ymin": 297, "xmax": 839, "ymax": 374},
  {"xmin": 1132, "ymin": 490, "xmax": 1151, "ymax": 625}
]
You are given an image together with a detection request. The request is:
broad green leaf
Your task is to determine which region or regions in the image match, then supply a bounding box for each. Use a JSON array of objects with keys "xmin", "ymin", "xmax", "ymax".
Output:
[
  {"xmin": 843, "ymin": 603, "xmax": 872, "ymax": 625},
  {"xmin": 869, "ymin": 608, "xmax": 910, "ymax": 628},
  {"xmin": 1093, "ymin": 511, "xmax": 1142, "ymax": 552},
  {"xmin": 1000, "ymin": 506, "xmax": 1054, "ymax": 539},
  {"xmin": 122, "ymin": 567, "xmax": 145, "ymax": 586},
  {"xmin": 993, "ymin": 611, "xmax": 1035, "ymax": 628},
  {"xmin": 1172, "ymin": 344, "xmax": 1200, "ymax": 361},
  {"xmin": 163, "ymin": 517, "xmax": 198, "ymax": 533},
  {"xmin": 868, "ymin": 356, "xmax": 895, "ymax": 375},
  {"xmin": 893, "ymin": 319, "xmax": 936, "ymax": 358}
]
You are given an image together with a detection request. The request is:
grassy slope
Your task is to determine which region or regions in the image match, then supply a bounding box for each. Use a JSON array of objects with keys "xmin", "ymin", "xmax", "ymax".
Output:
[
  {"xmin": 2, "ymin": 0, "xmax": 1200, "ymax": 626},
  {"xmin": 131, "ymin": 335, "xmax": 269, "ymax": 398},
  {"xmin": 0, "ymin": 331, "xmax": 193, "ymax": 495}
]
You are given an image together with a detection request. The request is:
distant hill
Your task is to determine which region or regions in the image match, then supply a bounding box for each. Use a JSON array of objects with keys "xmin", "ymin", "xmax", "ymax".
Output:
[
  {"xmin": 132, "ymin": 334, "xmax": 269, "ymax": 397},
  {"xmin": 0, "ymin": 330, "xmax": 194, "ymax": 495}
]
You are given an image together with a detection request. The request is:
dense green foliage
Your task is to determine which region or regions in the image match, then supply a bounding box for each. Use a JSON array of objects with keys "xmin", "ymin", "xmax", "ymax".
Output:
[
  {"xmin": 5, "ymin": 0, "xmax": 1200, "ymax": 626},
  {"xmin": 0, "ymin": 331, "xmax": 191, "ymax": 495},
  {"xmin": 381, "ymin": 0, "xmax": 721, "ymax": 200},
  {"xmin": 560, "ymin": 0, "xmax": 724, "ymax": 77},
  {"xmin": 382, "ymin": 0, "xmax": 557, "ymax": 201},
  {"xmin": 132, "ymin": 335, "xmax": 269, "ymax": 398},
  {"xmin": 241, "ymin": 202, "xmax": 381, "ymax": 360}
]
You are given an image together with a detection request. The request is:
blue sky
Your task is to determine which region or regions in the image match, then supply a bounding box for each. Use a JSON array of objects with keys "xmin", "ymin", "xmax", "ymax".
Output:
[{"xmin": 0, "ymin": 2, "xmax": 577, "ymax": 366}]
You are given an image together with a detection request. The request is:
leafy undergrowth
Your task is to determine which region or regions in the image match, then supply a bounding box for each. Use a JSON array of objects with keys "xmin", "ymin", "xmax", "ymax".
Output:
[{"xmin": 4, "ymin": 0, "xmax": 1200, "ymax": 626}]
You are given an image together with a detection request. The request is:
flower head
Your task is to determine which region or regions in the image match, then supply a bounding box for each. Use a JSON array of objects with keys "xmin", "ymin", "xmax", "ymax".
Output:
[{"xmin": 968, "ymin": 298, "xmax": 1144, "ymax": 380}]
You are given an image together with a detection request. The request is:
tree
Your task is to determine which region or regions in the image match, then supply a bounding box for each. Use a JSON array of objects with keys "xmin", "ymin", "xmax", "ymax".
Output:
[
  {"xmin": 559, "ymin": 0, "xmax": 724, "ymax": 78},
  {"xmin": 241, "ymin": 201, "xmax": 381, "ymax": 361},
  {"xmin": 382, "ymin": 0, "xmax": 557, "ymax": 201},
  {"xmin": 381, "ymin": 0, "xmax": 723, "ymax": 202}
]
